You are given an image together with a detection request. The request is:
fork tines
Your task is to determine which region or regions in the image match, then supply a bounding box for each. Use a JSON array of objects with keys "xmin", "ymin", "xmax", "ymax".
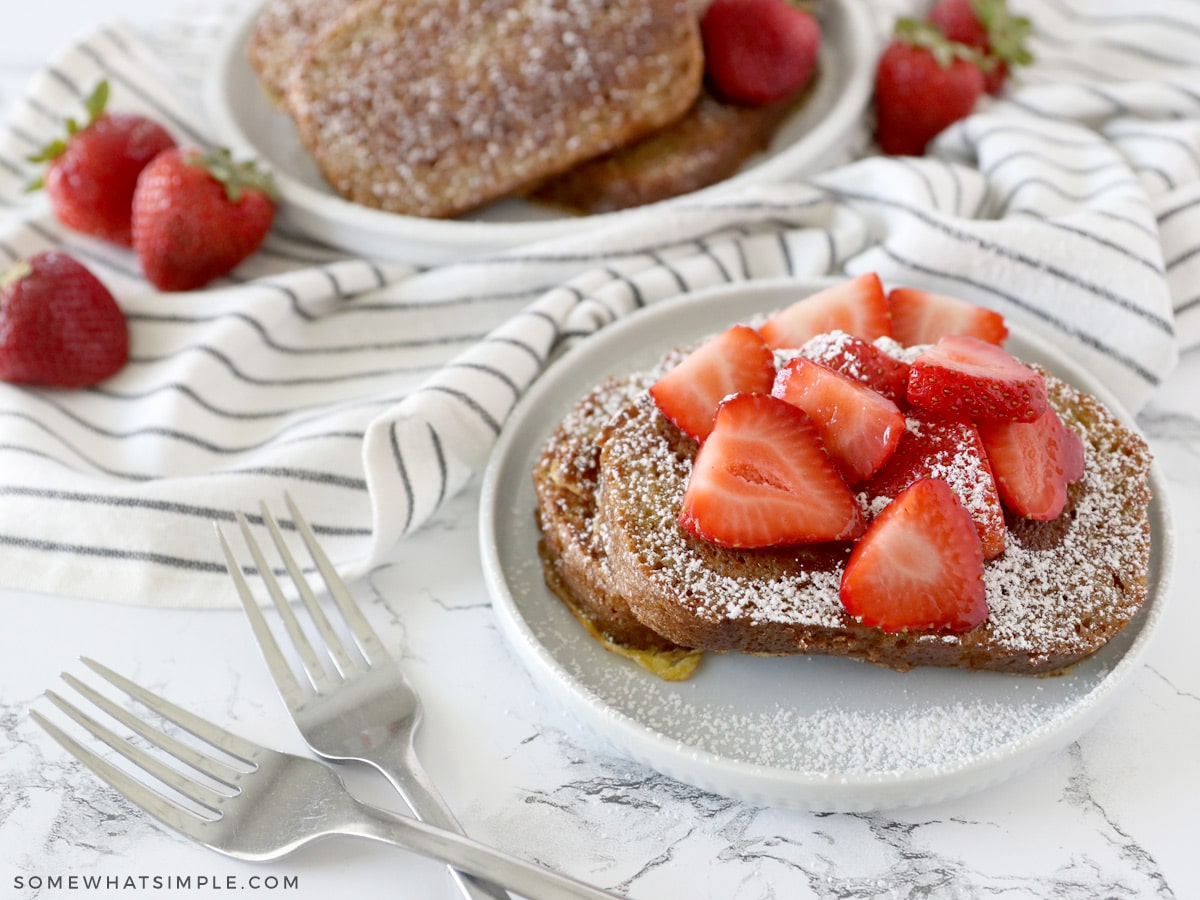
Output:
[
  {"xmin": 30, "ymin": 658, "xmax": 254, "ymax": 836},
  {"xmin": 216, "ymin": 494, "xmax": 385, "ymax": 699}
]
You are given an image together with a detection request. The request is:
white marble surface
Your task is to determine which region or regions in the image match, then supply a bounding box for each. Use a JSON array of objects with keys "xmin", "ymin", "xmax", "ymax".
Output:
[{"xmin": 2, "ymin": 2, "xmax": 1199, "ymax": 899}]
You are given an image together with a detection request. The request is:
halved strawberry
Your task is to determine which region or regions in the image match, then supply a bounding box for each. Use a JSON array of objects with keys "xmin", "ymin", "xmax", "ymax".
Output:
[
  {"xmin": 907, "ymin": 335, "xmax": 1047, "ymax": 423},
  {"xmin": 840, "ymin": 477, "xmax": 987, "ymax": 633},
  {"xmin": 887, "ymin": 287, "xmax": 1008, "ymax": 346},
  {"xmin": 865, "ymin": 411, "xmax": 1005, "ymax": 558},
  {"xmin": 758, "ymin": 273, "xmax": 891, "ymax": 350},
  {"xmin": 772, "ymin": 357, "xmax": 905, "ymax": 484},
  {"xmin": 798, "ymin": 330, "xmax": 911, "ymax": 404},
  {"xmin": 649, "ymin": 324, "xmax": 775, "ymax": 442},
  {"xmin": 978, "ymin": 405, "xmax": 1086, "ymax": 521},
  {"xmin": 679, "ymin": 393, "xmax": 865, "ymax": 547}
]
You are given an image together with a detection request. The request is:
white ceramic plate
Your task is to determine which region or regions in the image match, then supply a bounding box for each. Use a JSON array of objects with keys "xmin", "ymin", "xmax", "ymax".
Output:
[
  {"xmin": 477, "ymin": 278, "xmax": 1175, "ymax": 812},
  {"xmin": 202, "ymin": 0, "xmax": 877, "ymax": 265}
]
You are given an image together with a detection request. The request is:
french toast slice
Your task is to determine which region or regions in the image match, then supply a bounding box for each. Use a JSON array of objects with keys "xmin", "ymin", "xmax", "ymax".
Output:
[
  {"xmin": 530, "ymin": 83, "xmax": 812, "ymax": 215},
  {"xmin": 593, "ymin": 367, "xmax": 1153, "ymax": 674},
  {"xmin": 284, "ymin": 0, "xmax": 704, "ymax": 219},
  {"xmin": 246, "ymin": 0, "xmax": 356, "ymax": 109},
  {"xmin": 533, "ymin": 367, "xmax": 703, "ymax": 679},
  {"xmin": 533, "ymin": 371, "xmax": 669, "ymax": 650}
]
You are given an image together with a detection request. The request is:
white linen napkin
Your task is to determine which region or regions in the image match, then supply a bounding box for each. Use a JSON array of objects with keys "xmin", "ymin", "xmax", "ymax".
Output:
[{"xmin": 0, "ymin": 0, "xmax": 1193, "ymax": 607}]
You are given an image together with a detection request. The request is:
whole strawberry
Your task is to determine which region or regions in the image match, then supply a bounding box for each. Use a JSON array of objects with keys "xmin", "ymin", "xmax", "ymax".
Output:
[
  {"xmin": 132, "ymin": 147, "xmax": 275, "ymax": 291},
  {"xmin": 928, "ymin": 0, "xmax": 1032, "ymax": 95},
  {"xmin": 0, "ymin": 252, "xmax": 128, "ymax": 388},
  {"xmin": 27, "ymin": 81, "xmax": 176, "ymax": 247},
  {"xmin": 701, "ymin": 0, "xmax": 822, "ymax": 106},
  {"xmin": 873, "ymin": 19, "xmax": 987, "ymax": 156}
]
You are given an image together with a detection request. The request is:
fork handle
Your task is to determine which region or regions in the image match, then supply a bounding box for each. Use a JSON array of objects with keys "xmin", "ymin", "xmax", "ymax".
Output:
[
  {"xmin": 366, "ymin": 742, "xmax": 510, "ymax": 900},
  {"xmin": 343, "ymin": 797, "xmax": 621, "ymax": 900}
]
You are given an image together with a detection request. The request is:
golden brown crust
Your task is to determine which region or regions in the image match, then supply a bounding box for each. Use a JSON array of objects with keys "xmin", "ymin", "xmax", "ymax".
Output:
[
  {"xmin": 532, "ymin": 373, "xmax": 684, "ymax": 652},
  {"xmin": 283, "ymin": 0, "xmax": 704, "ymax": 218},
  {"xmin": 530, "ymin": 82, "xmax": 813, "ymax": 215}
]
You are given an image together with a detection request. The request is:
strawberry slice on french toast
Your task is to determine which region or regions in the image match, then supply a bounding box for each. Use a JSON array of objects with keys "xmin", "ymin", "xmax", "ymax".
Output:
[
  {"xmin": 679, "ymin": 392, "xmax": 865, "ymax": 547},
  {"xmin": 840, "ymin": 477, "xmax": 988, "ymax": 634},
  {"xmin": 887, "ymin": 287, "xmax": 1008, "ymax": 346},
  {"xmin": 907, "ymin": 334, "xmax": 1048, "ymax": 423},
  {"xmin": 758, "ymin": 273, "xmax": 891, "ymax": 350},
  {"xmin": 649, "ymin": 324, "xmax": 775, "ymax": 442}
]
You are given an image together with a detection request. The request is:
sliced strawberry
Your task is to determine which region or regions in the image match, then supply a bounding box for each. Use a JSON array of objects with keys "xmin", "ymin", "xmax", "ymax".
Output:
[
  {"xmin": 907, "ymin": 335, "xmax": 1047, "ymax": 423},
  {"xmin": 758, "ymin": 273, "xmax": 891, "ymax": 350},
  {"xmin": 866, "ymin": 411, "xmax": 1005, "ymax": 558},
  {"xmin": 679, "ymin": 393, "xmax": 865, "ymax": 548},
  {"xmin": 1060, "ymin": 418, "xmax": 1086, "ymax": 483},
  {"xmin": 649, "ymin": 324, "xmax": 776, "ymax": 442},
  {"xmin": 840, "ymin": 477, "xmax": 988, "ymax": 633},
  {"xmin": 798, "ymin": 330, "xmax": 911, "ymax": 404},
  {"xmin": 772, "ymin": 357, "xmax": 905, "ymax": 484},
  {"xmin": 887, "ymin": 287, "xmax": 1008, "ymax": 346},
  {"xmin": 978, "ymin": 405, "xmax": 1086, "ymax": 521}
]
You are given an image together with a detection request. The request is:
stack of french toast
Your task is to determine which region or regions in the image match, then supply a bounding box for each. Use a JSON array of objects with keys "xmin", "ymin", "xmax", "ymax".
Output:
[
  {"xmin": 533, "ymin": 276, "xmax": 1155, "ymax": 680},
  {"xmin": 246, "ymin": 0, "xmax": 822, "ymax": 218}
]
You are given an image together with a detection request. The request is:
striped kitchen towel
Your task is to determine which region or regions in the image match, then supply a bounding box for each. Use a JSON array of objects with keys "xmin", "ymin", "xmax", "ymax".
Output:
[{"xmin": 0, "ymin": 0, "xmax": 1192, "ymax": 607}]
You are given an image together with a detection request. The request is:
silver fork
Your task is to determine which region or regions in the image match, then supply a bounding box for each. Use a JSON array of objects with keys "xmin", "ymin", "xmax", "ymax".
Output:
[
  {"xmin": 215, "ymin": 494, "xmax": 506, "ymax": 900},
  {"xmin": 31, "ymin": 658, "xmax": 619, "ymax": 900}
]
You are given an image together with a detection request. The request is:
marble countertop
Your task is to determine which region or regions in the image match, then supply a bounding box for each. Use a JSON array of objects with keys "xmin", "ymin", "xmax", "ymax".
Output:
[{"xmin": 2, "ymin": 2, "xmax": 1199, "ymax": 898}]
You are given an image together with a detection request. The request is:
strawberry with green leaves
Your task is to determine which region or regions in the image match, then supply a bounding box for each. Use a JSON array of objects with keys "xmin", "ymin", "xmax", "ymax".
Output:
[
  {"xmin": 0, "ymin": 252, "xmax": 128, "ymax": 388},
  {"xmin": 26, "ymin": 81, "xmax": 176, "ymax": 247},
  {"xmin": 873, "ymin": 19, "xmax": 989, "ymax": 156},
  {"xmin": 928, "ymin": 0, "xmax": 1032, "ymax": 95},
  {"xmin": 132, "ymin": 147, "xmax": 276, "ymax": 291}
]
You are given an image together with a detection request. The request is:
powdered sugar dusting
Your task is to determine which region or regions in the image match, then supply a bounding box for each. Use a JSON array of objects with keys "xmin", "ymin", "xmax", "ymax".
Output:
[
  {"xmin": 571, "ymin": 335, "xmax": 1152, "ymax": 670},
  {"xmin": 280, "ymin": 0, "xmax": 702, "ymax": 217},
  {"xmin": 544, "ymin": 635, "xmax": 1101, "ymax": 775},
  {"xmin": 860, "ymin": 413, "xmax": 1002, "ymax": 542},
  {"xmin": 603, "ymin": 398, "xmax": 848, "ymax": 631},
  {"xmin": 517, "ymin": 305, "xmax": 1160, "ymax": 790},
  {"xmin": 622, "ymin": 690, "xmax": 1070, "ymax": 773}
]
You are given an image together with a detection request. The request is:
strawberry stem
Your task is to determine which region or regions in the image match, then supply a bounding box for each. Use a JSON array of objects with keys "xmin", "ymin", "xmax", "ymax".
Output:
[
  {"xmin": 972, "ymin": 0, "xmax": 1033, "ymax": 67},
  {"xmin": 894, "ymin": 18, "xmax": 994, "ymax": 70},
  {"xmin": 24, "ymin": 79, "xmax": 111, "ymax": 191},
  {"xmin": 0, "ymin": 259, "xmax": 32, "ymax": 293},
  {"xmin": 184, "ymin": 147, "xmax": 276, "ymax": 204},
  {"xmin": 83, "ymin": 80, "xmax": 109, "ymax": 125}
]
